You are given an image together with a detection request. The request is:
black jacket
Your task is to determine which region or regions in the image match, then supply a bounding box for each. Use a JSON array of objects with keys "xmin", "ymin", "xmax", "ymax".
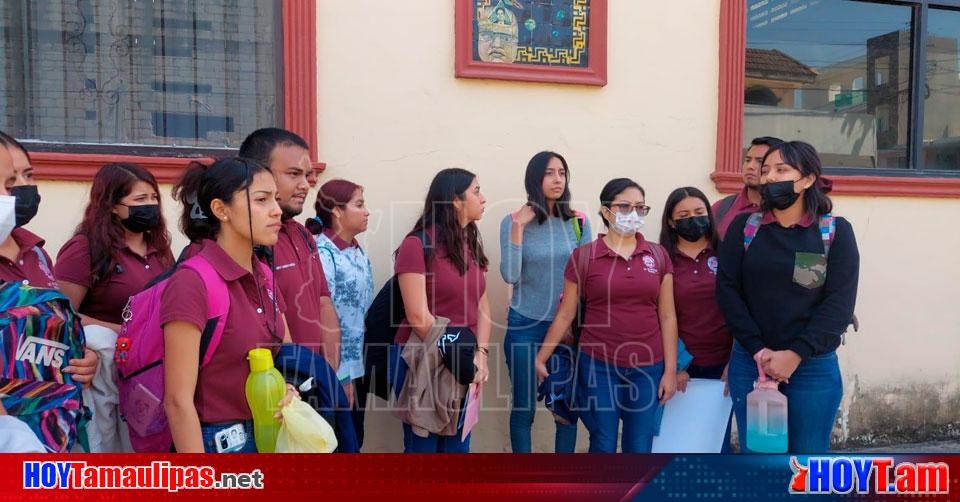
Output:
[{"xmin": 716, "ymin": 212, "xmax": 859, "ymax": 359}]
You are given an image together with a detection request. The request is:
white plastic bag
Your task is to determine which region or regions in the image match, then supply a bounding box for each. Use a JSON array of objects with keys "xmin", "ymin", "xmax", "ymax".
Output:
[{"xmin": 275, "ymin": 398, "xmax": 338, "ymax": 453}]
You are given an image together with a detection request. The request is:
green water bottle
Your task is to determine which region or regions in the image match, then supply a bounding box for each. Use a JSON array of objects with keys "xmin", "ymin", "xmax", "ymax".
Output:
[{"xmin": 245, "ymin": 348, "xmax": 285, "ymax": 453}]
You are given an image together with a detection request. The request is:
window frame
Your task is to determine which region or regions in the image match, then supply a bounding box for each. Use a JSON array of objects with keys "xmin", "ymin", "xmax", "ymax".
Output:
[
  {"xmin": 715, "ymin": 0, "xmax": 960, "ymax": 197},
  {"xmin": 27, "ymin": 0, "xmax": 324, "ymax": 184}
]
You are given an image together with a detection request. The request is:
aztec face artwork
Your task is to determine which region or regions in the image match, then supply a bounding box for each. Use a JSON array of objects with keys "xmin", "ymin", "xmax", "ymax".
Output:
[{"xmin": 473, "ymin": 0, "xmax": 591, "ymax": 68}]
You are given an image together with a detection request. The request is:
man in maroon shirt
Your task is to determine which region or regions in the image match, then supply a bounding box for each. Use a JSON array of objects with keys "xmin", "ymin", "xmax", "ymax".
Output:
[
  {"xmin": 712, "ymin": 136, "xmax": 784, "ymax": 239},
  {"xmin": 239, "ymin": 129, "xmax": 342, "ymax": 371}
]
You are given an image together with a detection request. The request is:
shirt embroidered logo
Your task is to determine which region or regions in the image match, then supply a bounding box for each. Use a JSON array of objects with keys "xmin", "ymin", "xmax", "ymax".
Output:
[
  {"xmin": 642, "ymin": 255, "xmax": 657, "ymax": 274},
  {"xmin": 707, "ymin": 256, "xmax": 719, "ymax": 274}
]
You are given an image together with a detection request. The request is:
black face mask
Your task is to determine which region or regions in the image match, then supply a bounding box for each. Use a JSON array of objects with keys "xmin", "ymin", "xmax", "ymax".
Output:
[
  {"xmin": 120, "ymin": 204, "xmax": 160, "ymax": 233},
  {"xmin": 10, "ymin": 185, "xmax": 40, "ymax": 228},
  {"xmin": 675, "ymin": 215, "xmax": 711, "ymax": 242},
  {"xmin": 761, "ymin": 180, "xmax": 801, "ymax": 210}
]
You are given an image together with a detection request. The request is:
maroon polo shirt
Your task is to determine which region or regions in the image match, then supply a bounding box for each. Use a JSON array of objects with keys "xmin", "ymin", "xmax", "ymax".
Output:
[
  {"xmin": 671, "ymin": 246, "xmax": 732, "ymax": 367},
  {"xmin": 393, "ymin": 227, "xmax": 487, "ymax": 345},
  {"xmin": 713, "ymin": 187, "xmax": 761, "ymax": 239},
  {"xmin": 564, "ymin": 234, "xmax": 673, "ymax": 368},
  {"xmin": 160, "ymin": 240, "xmax": 286, "ymax": 424},
  {"xmin": 54, "ymin": 235, "xmax": 169, "ymax": 325},
  {"xmin": 272, "ymin": 219, "xmax": 331, "ymax": 349},
  {"xmin": 0, "ymin": 228, "xmax": 58, "ymax": 289}
]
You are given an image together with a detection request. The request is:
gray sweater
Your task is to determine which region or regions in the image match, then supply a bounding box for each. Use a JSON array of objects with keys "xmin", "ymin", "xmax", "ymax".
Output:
[{"xmin": 499, "ymin": 213, "xmax": 592, "ymax": 322}]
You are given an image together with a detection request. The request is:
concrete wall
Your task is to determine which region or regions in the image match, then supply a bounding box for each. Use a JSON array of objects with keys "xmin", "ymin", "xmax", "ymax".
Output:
[
  {"xmin": 26, "ymin": 0, "xmax": 960, "ymax": 452},
  {"xmin": 313, "ymin": 0, "xmax": 721, "ymax": 452}
]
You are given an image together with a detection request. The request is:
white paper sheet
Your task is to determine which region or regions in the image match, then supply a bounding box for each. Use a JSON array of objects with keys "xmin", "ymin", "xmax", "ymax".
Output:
[{"xmin": 652, "ymin": 378, "xmax": 733, "ymax": 453}]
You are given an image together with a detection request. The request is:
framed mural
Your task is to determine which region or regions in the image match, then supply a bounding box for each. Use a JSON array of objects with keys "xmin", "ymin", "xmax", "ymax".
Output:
[{"xmin": 455, "ymin": 0, "xmax": 608, "ymax": 86}]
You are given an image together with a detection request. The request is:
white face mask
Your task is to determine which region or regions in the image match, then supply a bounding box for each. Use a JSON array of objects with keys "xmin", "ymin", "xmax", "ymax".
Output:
[
  {"xmin": 0, "ymin": 195, "xmax": 15, "ymax": 243},
  {"xmin": 611, "ymin": 210, "xmax": 644, "ymax": 235}
]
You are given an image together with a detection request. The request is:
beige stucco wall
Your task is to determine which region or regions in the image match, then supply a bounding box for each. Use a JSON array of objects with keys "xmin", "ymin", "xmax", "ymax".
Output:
[
  {"xmin": 27, "ymin": 0, "xmax": 959, "ymax": 452},
  {"xmin": 313, "ymin": 0, "xmax": 722, "ymax": 452}
]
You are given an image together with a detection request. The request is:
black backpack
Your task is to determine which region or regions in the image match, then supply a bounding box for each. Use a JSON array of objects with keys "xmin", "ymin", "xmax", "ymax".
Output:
[
  {"xmin": 714, "ymin": 194, "xmax": 737, "ymax": 225},
  {"xmin": 361, "ymin": 231, "xmax": 431, "ymax": 401}
]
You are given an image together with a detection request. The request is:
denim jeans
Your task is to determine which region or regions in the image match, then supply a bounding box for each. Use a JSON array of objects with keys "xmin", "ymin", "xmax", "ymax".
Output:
[
  {"xmin": 388, "ymin": 344, "xmax": 471, "ymax": 453},
  {"xmin": 504, "ymin": 308, "xmax": 578, "ymax": 453},
  {"xmin": 686, "ymin": 362, "xmax": 733, "ymax": 454},
  {"xmin": 727, "ymin": 341, "xmax": 842, "ymax": 453},
  {"xmin": 575, "ymin": 351, "xmax": 664, "ymax": 453},
  {"xmin": 200, "ymin": 421, "xmax": 257, "ymax": 453}
]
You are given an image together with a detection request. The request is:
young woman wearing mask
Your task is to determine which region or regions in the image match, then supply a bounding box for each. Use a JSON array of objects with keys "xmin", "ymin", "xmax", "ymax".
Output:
[
  {"xmin": 659, "ymin": 186, "xmax": 733, "ymax": 452},
  {"xmin": 717, "ymin": 141, "xmax": 859, "ymax": 453},
  {"xmin": 56, "ymin": 164, "xmax": 174, "ymax": 332},
  {"xmin": 536, "ymin": 178, "xmax": 678, "ymax": 453}
]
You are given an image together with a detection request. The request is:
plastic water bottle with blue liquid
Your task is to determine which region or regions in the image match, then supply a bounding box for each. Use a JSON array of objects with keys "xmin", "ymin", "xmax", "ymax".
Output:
[{"xmin": 746, "ymin": 351, "xmax": 788, "ymax": 453}]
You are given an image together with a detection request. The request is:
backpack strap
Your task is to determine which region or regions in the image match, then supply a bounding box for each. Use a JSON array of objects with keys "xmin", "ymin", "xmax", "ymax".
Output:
[
  {"xmin": 181, "ymin": 256, "xmax": 231, "ymax": 369},
  {"xmin": 317, "ymin": 245, "xmax": 339, "ymax": 280},
  {"xmin": 574, "ymin": 241, "xmax": 595, "ymax": 300},
  {"xmin": 416, "ymin": 230, "xmax": 433, "ymax": 268},
  {"xmin": 571, "ymin": 211, "xmax": 586, "ymax": 245},
  {"xmin": 819, "ymin": 213, "xmax": 836, "ymax": 257},
  {"xmin": 715, "ymin": 194, "xmax": 737, "ymax": 223},
  {"xmin": 32, "ymin": 246, "xmax": 56, "ymax": 283},
  {"xmin": 815, "ymin": 213, "xmax": 856, "ymax": 341},
  {"xmin": 174, "ymin": 243, "xmax": 195, "ymax": 265},
  {"xmin": 742, "ymin": 212, "xmax": 764, "ymax": 252},
  {"xmin": 295, "ymin": 223, "xmax": 318, "ymax": 254}
]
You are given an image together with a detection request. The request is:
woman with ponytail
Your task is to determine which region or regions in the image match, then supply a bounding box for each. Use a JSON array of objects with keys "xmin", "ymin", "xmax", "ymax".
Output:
[
  {"xmin": 163, "ymin": 158, "xmax": 296, "ymax": 453},
  {"xmin": 309, "ymin": 179, "xmax": 374, "ymax": 446}
]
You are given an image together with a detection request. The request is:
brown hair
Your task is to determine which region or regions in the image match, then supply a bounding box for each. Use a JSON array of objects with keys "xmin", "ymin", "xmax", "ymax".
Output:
[{"xmin": 307, "ymin": 179, "xmax": 362, "ymax": 235}]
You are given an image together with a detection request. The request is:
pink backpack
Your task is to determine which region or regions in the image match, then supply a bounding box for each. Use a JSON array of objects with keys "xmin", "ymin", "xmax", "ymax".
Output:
[{"xmin": 114, "ymin": 254, "xmax": 272, "ymax": 452}]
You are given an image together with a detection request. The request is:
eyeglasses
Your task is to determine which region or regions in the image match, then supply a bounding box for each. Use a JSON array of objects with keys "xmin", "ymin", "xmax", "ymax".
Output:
[{"xmin": 607, "ymin": 203, "xmax": 651, "ymax": 216}]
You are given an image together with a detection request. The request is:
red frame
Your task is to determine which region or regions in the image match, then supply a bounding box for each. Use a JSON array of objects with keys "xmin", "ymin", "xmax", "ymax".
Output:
[
  {"xmin": 455, "ymin": 0, "xmax": 607, "ymax": 87},
  {"xmin": 32, "ymin": 0, "xmax": 323, "ymax": 184},
  {"xmin": 713, "ymin": 0, "xmax": 960, "ymax": 198}
]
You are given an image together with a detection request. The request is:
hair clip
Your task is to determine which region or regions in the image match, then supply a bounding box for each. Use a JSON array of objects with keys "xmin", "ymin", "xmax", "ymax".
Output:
[{"xmin": 190, "ymin": 202, "xmax": 207, "ymax": 220}]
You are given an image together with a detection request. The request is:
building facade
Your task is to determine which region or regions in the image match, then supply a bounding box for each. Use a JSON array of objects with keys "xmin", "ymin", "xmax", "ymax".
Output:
[{"xmin": 1, "ymin": 0, "xmax": 957, "ymax": 452}]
